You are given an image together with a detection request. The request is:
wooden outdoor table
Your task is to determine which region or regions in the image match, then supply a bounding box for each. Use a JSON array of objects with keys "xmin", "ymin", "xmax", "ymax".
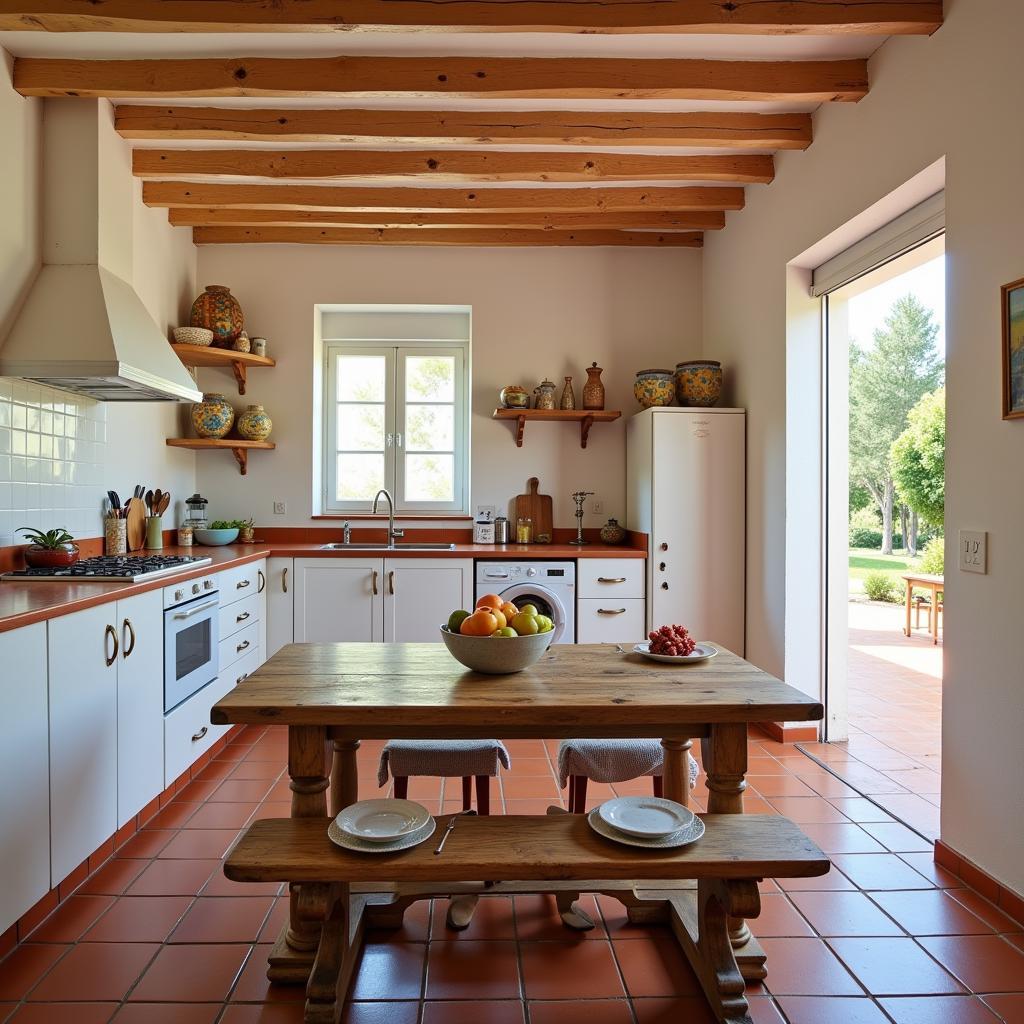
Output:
[
  {"xmin": 212, "ymin": 641, "xmax": 823, "ymax": 993},
  {"xmin": 902, "ymin": 572, "xmax": 944, "ymax": 645}
]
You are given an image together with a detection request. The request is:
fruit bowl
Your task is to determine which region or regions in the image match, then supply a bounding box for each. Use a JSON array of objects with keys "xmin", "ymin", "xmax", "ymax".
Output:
[
  {"xmin": 194, "ymin": 527, "xmax": 239, "ymax": 546},
  {"xmin": 439, "ymin": 626, "xmax": 554, "ymax": 674}
]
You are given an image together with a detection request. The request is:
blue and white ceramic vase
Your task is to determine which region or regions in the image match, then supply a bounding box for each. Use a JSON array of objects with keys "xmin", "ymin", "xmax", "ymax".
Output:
[
  {"xmin": 191, "ymin": 393, "xmax": 235, "ymax": 439},
  {"xmin": 237, "ymin": 404, "xmax": 273, "ymax": 441}
]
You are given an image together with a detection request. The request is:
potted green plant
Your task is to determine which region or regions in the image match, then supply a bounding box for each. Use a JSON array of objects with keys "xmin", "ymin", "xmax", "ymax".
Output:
[
  {"xmin": 238, "ymin": 517, "xmax": 255, "ymax": 543},
  {"xmin": 18, "ymin": 527, "xmax": 80, "ymax": 568}
]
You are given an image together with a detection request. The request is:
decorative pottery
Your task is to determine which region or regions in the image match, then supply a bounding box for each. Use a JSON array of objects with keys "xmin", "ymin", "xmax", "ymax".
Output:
[
  {"xmin": 172, "ymin": 326, "xmax": 214, "ymax": 347},
  {"xmin": 560, "ymin": 376, "xmax": 576, "ymax": 410},
  {"xmin": 191, "ymin": 392, "xmax": 235, "ymax": 439},
  {"xmin": 599, "ymin": 518, "xmax": 627, "ymax": 545},
  {"xmin": 634, "ymin": 369, "xmax": 675, "ymax": 408},
  {"xmin": 582, "ymin": 362, "xmax": 605, "ymax": 410},
  {"xmin": 239, "ymin": 525, "xmax": 255, "ymax": 543},
  {"xmin": 233, "ymin": 332, "xmax": 251, "ymax": 354},
  {"xmin": 252, "ymin": 338, "xmax": 267, "ymax": 357},
  {"xmin": 237, "ymin": 404, "xmax": 273, "ymax": 441},
  {"xmin": 534, "ymin": 378, "xmax": 556, "ymax": 410},
  {"xmin": 499, "ymin": 385, "xmax": 530, "ymax": 409},
  {"xmin": 674, "ymin": 360, "xmax": 723, "ymax": 407},
  {"xmin": 190, "ymin": 284, "xmax": 244, "ymax": 347},
  {"xmin": 24, "ymin": 543, "xmax": 79, "ymax": 568}
]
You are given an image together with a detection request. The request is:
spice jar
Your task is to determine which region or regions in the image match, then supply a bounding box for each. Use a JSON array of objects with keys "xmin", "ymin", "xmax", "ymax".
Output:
[
  {"xmin": 516, "ymin": 516, "xmax": 533, "ymax": 544},
  {"xmin": 177, "ymin": 525, "xmax": 194, "ymax": 547}
]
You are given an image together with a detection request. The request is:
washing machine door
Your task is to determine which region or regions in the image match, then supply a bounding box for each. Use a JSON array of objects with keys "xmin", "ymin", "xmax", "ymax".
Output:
[{"xmin": 498, "ymin": 583, "xmax": 568, "ymax": 644}]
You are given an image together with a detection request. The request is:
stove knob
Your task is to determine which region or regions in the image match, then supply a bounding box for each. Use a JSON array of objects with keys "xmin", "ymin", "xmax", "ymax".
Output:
[
  {"xmin": 526, "ymin": 567, "xmax": 538, "ymax": 577},
  {"xmin": 174, "ymin": 589, "xmax": 184, "ymax": 601},
  {"xmin": 192, "ymin": 583, "xmax": 201, "ymax": 594},
  {"xmin": 204, "ymin": 579, "xmax": 214, "ymax": 590}
]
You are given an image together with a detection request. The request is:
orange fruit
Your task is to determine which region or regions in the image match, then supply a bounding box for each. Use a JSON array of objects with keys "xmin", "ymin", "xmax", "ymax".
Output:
[
  {"xmin": 461, "ymin": 610, "xmax": 498, "ymax": 636},
  {"xmin": 500, "ymin": 602, "xmax": 519, "ymax": 620},
  {"xmin": 492, "ymin": 609, "xmax": 507, "ymax": 630},
  {"xmin": 476, "ymin": 593, "xmax": 504, "ymax": 611}
]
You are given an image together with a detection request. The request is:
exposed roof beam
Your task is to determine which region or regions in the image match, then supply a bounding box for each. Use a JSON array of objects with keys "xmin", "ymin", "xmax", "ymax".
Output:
[
  {"xmin": 143, "ymin": 182, "xmax": 745, "ymax": 212},
  {"xmin": 191, "ymin": 226, "xmax": 704, "ymax": 247},
  {"xmin": 115, "ymin": 106, "xmax": 814, "ymax": 150},
  {"xmin": 168, "ymin": 208, "xmax": 727, "ymax": 230},
  {"xmin": 15, "ymin": 55, "xmax": 869, "ymax": 102},
  {"xmin": 133, "ymin": 149, "xmax": 775, "ymax": 185},
  {"xmin": 0, "ymin": 1, "xmax": 944, "ymax": 35}
]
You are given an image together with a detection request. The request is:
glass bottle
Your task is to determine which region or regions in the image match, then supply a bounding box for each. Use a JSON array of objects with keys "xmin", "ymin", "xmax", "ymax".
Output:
[{"xmin": 516, "ymin": 516, "xmax": 533, "ymax": 544}]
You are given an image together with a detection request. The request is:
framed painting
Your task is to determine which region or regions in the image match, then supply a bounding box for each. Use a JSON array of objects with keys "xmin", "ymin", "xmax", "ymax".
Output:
[{"xmin": 1002, "ymin": 277, "xmax": 1024, "ymax": 420}]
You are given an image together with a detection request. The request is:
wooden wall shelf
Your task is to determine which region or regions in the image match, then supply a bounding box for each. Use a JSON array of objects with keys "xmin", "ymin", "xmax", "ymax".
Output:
[
  {"xmin": 170, "ymin": 343, "xmax": 276, "ymax": 395},
  {"xmin": 492, "ymin": 408, "xmax": 621, "ymax": 449},
  {"xmin": 166, "ymin": 437, "xmax": 275, "ymax": 476}
]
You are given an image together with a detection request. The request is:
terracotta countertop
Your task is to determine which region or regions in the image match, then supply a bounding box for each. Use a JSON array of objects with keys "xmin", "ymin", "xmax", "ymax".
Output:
[{"xmin": 0, "ymin": 540, "xmax": 646, "ymax": 634}]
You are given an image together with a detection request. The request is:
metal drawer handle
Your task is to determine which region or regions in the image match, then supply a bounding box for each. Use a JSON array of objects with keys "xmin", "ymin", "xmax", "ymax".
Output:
[
  {"xmin": 236, "ymin": 639, "xmax": 251, "ymax": 653},
  {"xmin": 282, "ymin": 566, "xmax": 288, "ymax": 593},
  {"xmin": 236, "ymin": 578, "xmax": 251, "ymax": 589},
  {"xmin": 371, "ymin": 569, "xmax": 379, "ymax": 596},
  {"xmin": 598, "ymin": 608, "xmax": 627, "ymax": 615},
  {"xmin": 173, "ymin": 599, "xmax": 218, "ymax": 619},
  {"xmin": 597, "ymin": 577, "xmax": 627, "ymax": 584},
  {"xmin": 122, "ymin": 617, "xmax": 136, "ymax": 658},
  {"xmin": 237, "ymin": 672, "xmax": 249, "ymax": 684},
  {"xmin": 236, "ymin": 611, "xmax": 251, "ymax": 623},
  {"xmin": 258, "ymin": 569, "xmax": 265, "ymax": 593},
  {"xmin": 104, "ymin": 623, "xmax": 119, "ymax": 666},
  {"xmin": 191, "ymin": 726, "xmax": 208, "ymax": 742},
  {"xmin": 388, "ymin": 569, "xmax": 395, "ymax": 595}
]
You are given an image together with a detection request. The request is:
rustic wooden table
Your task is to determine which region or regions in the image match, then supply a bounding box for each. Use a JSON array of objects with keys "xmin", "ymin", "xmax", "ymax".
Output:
[
  {"xmin": 212, "ymin": 642, "xmax": 823, "ymax": 993},
  {"xmin": 902, "ymin": 572, "xmax": 944, "ymax": 645}
]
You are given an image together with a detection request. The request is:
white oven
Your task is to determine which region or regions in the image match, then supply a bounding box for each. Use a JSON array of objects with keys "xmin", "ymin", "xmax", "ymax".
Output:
[{"xmin": 163, "ymin": 574, "xmax": 219, "ymax": 712}]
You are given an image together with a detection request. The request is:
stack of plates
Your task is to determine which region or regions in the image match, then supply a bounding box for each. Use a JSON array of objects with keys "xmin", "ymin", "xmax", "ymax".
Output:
[
  {"xmin": 328, "ymin": 799, "xmax": 436, "ymax": 853},
  {"xmin": 588, "ymin": 796, "xmax": 705, "ymax": 849}
]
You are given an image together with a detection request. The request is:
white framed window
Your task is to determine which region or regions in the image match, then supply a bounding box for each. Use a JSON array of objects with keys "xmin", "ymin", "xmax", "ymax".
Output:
[{"xmin": 322, "ymin": 336, "xmax": 469, "ymax": 515}]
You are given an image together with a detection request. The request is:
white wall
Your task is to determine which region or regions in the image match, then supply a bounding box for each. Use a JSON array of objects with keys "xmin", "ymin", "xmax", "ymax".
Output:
[
  {"xmin": 702, "ymin": 0, "xmax": 1024, "ymax": 893},
  {"xmin": 195, "ymin": 244, "xmax": 701, "ymax": 529}
]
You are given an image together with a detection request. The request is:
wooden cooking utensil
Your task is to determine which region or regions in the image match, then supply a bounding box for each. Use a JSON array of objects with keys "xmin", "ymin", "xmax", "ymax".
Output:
[
  {"xmin": 513, "ymin": 477, "xmax": 553, "ymax": 544},
  {"xmin": 156, "ymin": 492, "xmax": 170, "ymax": 517},
  {"xmin": 126, "ymin": 497, "xmax": 146, "ymax": 552},
  {"xmin": 145, "ymin": 489, "xmax": 154, "ymax": 515}
]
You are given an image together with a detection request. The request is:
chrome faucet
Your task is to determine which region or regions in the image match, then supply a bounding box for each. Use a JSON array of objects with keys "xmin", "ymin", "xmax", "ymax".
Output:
[{"xmin": 372, "ymin": 489, "xmax": 404, "ymax": 547}]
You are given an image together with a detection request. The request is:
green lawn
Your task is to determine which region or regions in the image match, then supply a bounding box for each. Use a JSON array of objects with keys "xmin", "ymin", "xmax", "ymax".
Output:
[{"xmin": 849, "ymin": 548, "xmax": 913, "ymax": 594}]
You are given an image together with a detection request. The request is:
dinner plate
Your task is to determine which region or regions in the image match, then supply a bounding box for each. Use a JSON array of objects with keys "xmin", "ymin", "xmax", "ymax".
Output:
[
  {"xmin": 587, "ymin": 807, "xmax": 705, "ymax": 850},
  {"xmin": 328, "ymin": 815, "xmax": 437, "ymax": 854},
  {"xmin": 335, "ymin": 799, "xmax": 432, "ymax": 843},
  {"xmin": 633, "ymin": 642, "xmax": 719, "ymax": 665},
  {"xmin": 597, "ymin": 796, "xmax": 695, "ymax": 839}
]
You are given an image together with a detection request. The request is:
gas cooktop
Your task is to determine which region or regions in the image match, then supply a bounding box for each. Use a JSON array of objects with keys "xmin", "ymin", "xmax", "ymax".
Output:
[{"xmin": 1, "ymin": 554, "xmax": 213, "ymax": 583}]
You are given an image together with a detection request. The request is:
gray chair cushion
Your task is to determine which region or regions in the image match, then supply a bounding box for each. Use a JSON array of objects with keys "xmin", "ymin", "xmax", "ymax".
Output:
[
  {"xmin": 378, "ymin": 739, "xmax": 511, "ymax": 786},
  {"xmin": 557, "ymin": 738, "xmax": 699, "ymax": 789}
]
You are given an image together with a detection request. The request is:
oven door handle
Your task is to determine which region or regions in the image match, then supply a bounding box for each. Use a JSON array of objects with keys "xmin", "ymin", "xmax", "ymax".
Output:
[{"xmin": 172, "ymin": 599, "xmax": 219, "ymax": 620}]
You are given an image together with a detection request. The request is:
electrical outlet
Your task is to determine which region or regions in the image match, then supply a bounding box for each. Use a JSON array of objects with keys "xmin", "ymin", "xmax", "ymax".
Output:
[
  {"xmin": 592, "ymin": 500, "xmax": 603, "ymax": 515},
  {"xmin": 273, "ymin": 501, "xmax": 287, "ymax": 515},
  {"xmin": 959, "ymin": 530, "xmax": 987, "ymax": 574}
]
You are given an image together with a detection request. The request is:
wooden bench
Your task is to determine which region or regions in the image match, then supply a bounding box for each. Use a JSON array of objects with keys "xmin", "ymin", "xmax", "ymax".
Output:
[{"xmin": 225, "ymin": 814, "xmax": 829, "ymax": 1024}]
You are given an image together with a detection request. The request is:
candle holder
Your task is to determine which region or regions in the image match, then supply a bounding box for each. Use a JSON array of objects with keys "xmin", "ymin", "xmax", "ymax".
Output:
[{"xmin": 569, "ymin": 490, "xmax": 594, "ymax": 546}]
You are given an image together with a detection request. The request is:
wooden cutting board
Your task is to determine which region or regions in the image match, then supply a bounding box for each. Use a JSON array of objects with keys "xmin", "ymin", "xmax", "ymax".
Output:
[
  {"xmin": 513, "ymin": 477, "xmax": 553, "ymax": 544},
  {"xmin": 126, "ymin": 497, "xmax": 146, "ymax": 552}
]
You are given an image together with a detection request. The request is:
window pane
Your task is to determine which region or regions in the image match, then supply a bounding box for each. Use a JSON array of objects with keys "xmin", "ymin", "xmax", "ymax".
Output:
[
  {"xmin": 337, "ymin": 404, "xmax": 385, "ymax": 452},
  {"xmin": 405, "ymin": 355, "xmax": 454, "ymax": 402},
  {"xmin": 336, "ymin": 355, "xmax": 386, "ymax": 402},
  {"xmin": 336, "ymin": 453, "xmax": 385, "ymax": 501},
  {"xmin": 404, "ymin": 453, "xmax": 454, "ymax": 502},
  {"xmin": 405, "ymin": 404, "xmax": 453, "ymax": 452}
]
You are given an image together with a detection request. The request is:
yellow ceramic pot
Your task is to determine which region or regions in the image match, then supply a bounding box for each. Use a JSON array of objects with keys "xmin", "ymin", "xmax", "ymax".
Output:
[
  {"xmin": 634, "ymin": 370, "xmax": 675, "ymax": 409},
  {"xmin": 674, "ymin": 361, "xmax": 723, "ymax": 407}
]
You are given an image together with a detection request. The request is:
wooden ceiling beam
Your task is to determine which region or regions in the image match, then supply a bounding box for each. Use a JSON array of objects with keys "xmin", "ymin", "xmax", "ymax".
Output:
[
  {"xmin": 143, "ymin": 182, "xmax": 745, "ymax": 213},
  {"xmin": 15, "ymin": 55, "xmax": 869, "ymax": 102},
  {"xmin": 133, "ymin": 149, "xmax": 775, "ymax": 185},
  {"xmin": 0, "ymin": 1, "xmax": 944, "ymax": 35},
  {"xmin": 168, "ymin": 208, "xmax": 727, "ymax": 230},
  {"xmin": 191, "ymin": 226, "xmax": 704, "ymax": 247},
  {"xmin": 115, "ymin": 106, "xmax": 814, "ymax": 150}
]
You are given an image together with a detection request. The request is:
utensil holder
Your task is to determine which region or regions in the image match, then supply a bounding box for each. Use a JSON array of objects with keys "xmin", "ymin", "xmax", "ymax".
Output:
[
  {"xmin": 105, "ymin": 517, "xmax": 127, "ymax": 556},
  {"xmin": 145, "ymin": 516, "xmax": 164, "ymax": 550}
]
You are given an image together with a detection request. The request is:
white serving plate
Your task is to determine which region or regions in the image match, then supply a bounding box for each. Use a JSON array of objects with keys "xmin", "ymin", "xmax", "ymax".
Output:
[
  {"xmin": 633, "ymin": 642, "xmax": 718, "ymax": 665},
  {"xmin": 598, "ymin": 796, "xmax": 695, "ymax": 839},
  {"xmin": 587, "ymin": 807, "xmax": 705, "ymax": 850},
  {"xmin": 335, "ymin": 799, "xmax": 432, "ymax": 843},
  {"xmin": 328, "ymin": 816, "xmax": 436, "ymax": 854}
]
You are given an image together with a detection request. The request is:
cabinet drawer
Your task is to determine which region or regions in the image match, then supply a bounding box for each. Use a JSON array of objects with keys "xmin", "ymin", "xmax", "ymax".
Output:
[
  {"xmin": 576, "ymin": 599, "xmax": 646, "ymax": 644},
  {"xmin": 218, "ymin": 560, "xmax": 263, "ymax": 608},
  {"xmin": 577, "ymin": 559, "xmax": 645, "ymax": 599},
  {"xmin": 220, "ymin": 592, "xmax": 259, "ymax": 640},
  {"xmin": 164, "ymin": 677, "xmax": 231, "ymax": 786},
  {"xmin": 219, "ymin": 621, "xmax": 258, "ymax": 671}
]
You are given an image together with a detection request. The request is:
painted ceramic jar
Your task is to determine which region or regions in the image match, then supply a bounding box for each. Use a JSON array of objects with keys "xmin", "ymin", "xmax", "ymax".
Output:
[
  {"xmin": 534, "ymin": 379, "xmax": 557, "ymax": 410},
  {"xmin": 599, "ymin": 518, "xmax": 627, "ymax": 545},
  {"xmin": 191, "ymin": 392, "xmax": 235, "ymax": 439},
  {"xmin": 237, "ymin": 404, "xmax": 273, "ymax": 441},
  {"xmin": 499, "ymin": 385, "xmax": 530, "ymax": 409},
  {"xmin": 190, "ymin": 284, "xmax": 244, "ymax": 347},
  {"xmin": 582, "ymin": 362, "xmax": 605, "ymax": 410},
  {"xmin": 674, "ymin": 360, "xmax": 723, "ymax": 407},
  {"xmin": 232, "ymin": 332, "xmax": 251, "ymax": 354},
  {"xmin": 634, "ymin": 369, "xmax": 675, "ymax": 408},
  {"xmin": 560, "ymin": 376, "xmax": 576, "ymax": 410}
]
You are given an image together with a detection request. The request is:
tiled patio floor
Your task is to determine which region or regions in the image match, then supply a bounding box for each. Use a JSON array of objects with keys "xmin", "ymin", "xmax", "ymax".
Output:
[{"xmin": 1, "ymin": 720, "xmax": 1022, "ymax": 1024}]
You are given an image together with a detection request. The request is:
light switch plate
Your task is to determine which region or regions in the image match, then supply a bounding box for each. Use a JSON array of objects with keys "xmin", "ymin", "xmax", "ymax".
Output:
[{"xmin": 959, "ymin": 530, "xmax": 987, "ymax": 574}]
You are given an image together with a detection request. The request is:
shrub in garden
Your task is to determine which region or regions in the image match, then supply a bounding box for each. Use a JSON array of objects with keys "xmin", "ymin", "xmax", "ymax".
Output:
[
  {"xmin": 918, "ymin": 536, "xmax": 944, "ymax": 575},
  {"xmin": 863, "ymin": 571, "xmax": 901, "ymax": 603}
]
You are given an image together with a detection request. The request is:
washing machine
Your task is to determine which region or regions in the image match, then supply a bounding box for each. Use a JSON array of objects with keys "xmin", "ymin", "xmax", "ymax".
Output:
[{"xmin": 476, "ymin": 561, "xmax": 576, "ymax": 644}]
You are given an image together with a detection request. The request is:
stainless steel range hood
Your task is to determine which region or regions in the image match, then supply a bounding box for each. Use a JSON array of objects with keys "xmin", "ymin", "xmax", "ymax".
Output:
[{"xmin": 0, "ymin": 100, "xmax": 201, "ymax": 403}]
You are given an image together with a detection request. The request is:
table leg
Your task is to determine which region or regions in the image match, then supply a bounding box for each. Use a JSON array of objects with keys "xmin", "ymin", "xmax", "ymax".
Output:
[
  {"xmin": 932, "ymin": 586, "xmax": 941, "ymax": 646},
  {"xmin": 329, "ymin": 738, "xmax": 360, "ymax": 818},
  {"xmin": 660, "ymin": 738, "xmax": 693, "ymax": 808},
  {"xmin": 904, "ymin": 581, "xmax": 913, "ymax": 637}
]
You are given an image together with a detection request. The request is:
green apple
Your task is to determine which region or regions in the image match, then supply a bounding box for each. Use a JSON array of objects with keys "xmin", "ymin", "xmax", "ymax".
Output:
[
  {"xmin": 519, "ymin": 604, "xmax": 539, "ymax": 617},
  {"xmin": 447, "ymin": 609, "xmax": 471, "ymax": 633},
  {"xmin": 492, "ymin": 627, "xmax": 518, "ymax": 637},
  {"xmin": 510, "ymin": 611, "xmax": 540, "ymax": 635},
  {"xmin": 534, "ymin": 615, "xmax": 553, "ymax": 633}
]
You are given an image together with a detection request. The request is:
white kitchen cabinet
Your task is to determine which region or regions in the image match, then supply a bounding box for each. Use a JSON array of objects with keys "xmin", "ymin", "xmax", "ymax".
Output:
[
  {"xmin": 49, "ymin": 603, "xmax": 118, "ymax": 884},
  {"xmin": 384, "ymin": 558, "xmax": 474, "ymax": 642},
  {"xmin": 293, "ymin": 558, "xmax": 383, "ymax": 642},
  {"xmin": 115, "ymin": 590, "xmax": 164, "ymax": 828},
  {"xmin": 264, "ymin": 556, "xmax": 293, "ymax": 660},
  {"xmin": 0, "ymin": 623, "xmax": 51, "ymax": 934},
  {"xmin": 576, "ymin": 599, "xmax": 647, "ymax": 644}
]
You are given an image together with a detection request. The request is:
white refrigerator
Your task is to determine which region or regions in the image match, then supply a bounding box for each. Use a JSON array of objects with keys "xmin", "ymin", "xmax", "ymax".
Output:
[{"xmin": 626, "ymin": 407, "xmax": 746, "ymax": 655}]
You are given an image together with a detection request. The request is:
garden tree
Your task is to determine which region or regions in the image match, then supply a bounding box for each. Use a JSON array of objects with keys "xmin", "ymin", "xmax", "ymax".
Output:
[
  {"xmin": 891, "ymin": 388, "xmax": 946, "ymax": 536},
  {"xmin": 849, "ymin": 295, "xmax": 944, "ymax": 555}
]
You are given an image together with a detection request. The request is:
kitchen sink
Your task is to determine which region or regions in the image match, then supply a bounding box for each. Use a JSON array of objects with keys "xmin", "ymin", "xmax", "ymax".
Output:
[{"xmin": 319, "ymin": 542, "xmax": 456, "ymax": 551}]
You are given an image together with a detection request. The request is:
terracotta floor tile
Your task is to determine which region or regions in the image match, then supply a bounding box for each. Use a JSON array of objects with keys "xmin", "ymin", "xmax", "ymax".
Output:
[
  {"xmin": 422, "ymin": 1000, "xmax": 525, "ymax": 1024},
  {"xmin": 184, "ymin": 802, "xmax": 257, "ymax": 829},
  {"xmin": 77, "ymin": 858, "xmax": 148, "ymax": 896},
  {"xmin": 947, "ymin": 890, "xmax": 1024, "ymax": 933},
  {"xmin": 428, "ymin": 896, "xmax": 515, "ymax": 942},
  {"xmin": 916, "ymin": 935, "xmax": 1024, "ymax": 992},
  {"xmin": 229, "ymin": 945, "xmax": 305, "ymax": 1004},
  {"xmin": 766, "ymin": 797, "xmax": 851, "ymax": 823},
  {"xmin": 745, "ymin": 995, "xmax": 789, "ymax": 1023},
  {"xmin": 746, "ymin": 775, "xmax": 818, "ymax": 798},
  {"xmin": 365, "ymin": 898, "xmax": 431, "ymax": 944},
  {"xmin": 631, "ymin": 996, "xmax": 717, "ymax": 1024},
  {"xmin": 229, "ymin": 761, "xmax": 285, "ymax": 781},
  {"xmin": 798, "ymin": 823, "xmax": 887, "ymax": 855},
  {"xmin": 505, "ymin": 758, "xmax": 554, "ymax": 777},
  {"xmin": 425, "ymin": 939, "xmax": 520, "ymax": 1000},
  {"xmin": 131, "ymin": 944, "xmax": 249, "ymax": 1002},
  {"xmin": 897, "ymin": 853, "xmax": 964, "ymax": 888},
  {"xmin": 756, "ymin": 938, "xmax": 862, "ymax": 996},
  {"xmin": 831, "ymin": 854, "xmax": 935, "ymax": 891},
  {"xmin": 250, "ymin": 802, "xmax": 293, "ymax": 822},
  {"xmin": 25, "ymin": 896, "xmax": 115, "ymax": 943},
  {"xmin": 859, "ymin": 823, "xmax": 934, "ymax": 853},
  {"xmin": 515, "ymin": 895, "xmax": 606, "ymax": 941},
  {"xmin": 787, "ymin": 892, "xmax": 903, "ymax": 937},
  {"xmin": 170, "ymin": 896, "xmax": 276, "ymax": 943},
  {"xmin": 528, "ymin": 999, "xmax": 634, "ymax": 1024},
  {"xmin": 612, "ymin": 938, "xmax": 701, "ymax": 998},
  {"xmin": 501, "ymin": 776, "xmax": 562, "ymax": 799},
  {"xmin": 503, "ymin": 799, "xmax": 565, "ymax": 815},
  {"xmin": 115, "ymin": 829, "xmax": 176, "ymax": 858},
  {"xmin": 255, "ymin": 895, "xmax": 290, "ymax": 943},
  {"xmin": 827, "ymin": 937, "xmax": 962, "ymax": 995},
  {"xmin": 879, "ymin": 996, "xmax": 1002, "ymax": 1023},
  {"xmin": 111, "ymin": 1004, "xmax": 222, "ymax": 1024},
  {"xmin": 82, "ymin": 896, "xmax": 194, "ymax": 943},
  {"xmin": 777, "ymin": 867, "xmax": 856, "ymax": 892},
  {"xmin": 981, "ymin": 994, "xmax": 1024, "ymax": 1023},
  {"xmin": 350, "ymin": 943, "xmax": 426, "ymax": 1001},
  {"xmin": 200, "ymin": 866, "xmax": 282, "ymax": 899},
  {"xmin": 176, "ymin": 779, "xmax": 223, "ymax": 803},
  {"xmin": 750, "ymin": 893, "xmax": 816, "ymax": 938},
  {"xmin": 28, "ymin": 942, "xmax": 159, "ymax": 1002},
  {"xmin": 519, "ymin": 940, "xmax": 624, "ymax": 1000},
  {"xmin": 145, "ymin": 803, "xmax": 204, "ymax": 829},
  {"xmin": 869, "ymin": 891, "xmax": 993, "ymax": 936},
  {"xmin": 126, "ymin": 859, "xmax": 222, "ymax": 897},
  {"xmin": 774, "ymin": 996, "xmax": 890, "ymax": 1023},
  {"xmin": 7, "ymin": 1003, "xmax": 119, "ymax": 1023},
  {"xmin": 158, "ymin": 829, "xmax": 240, "ymax": 860},
  {"xmin": 220, "ymin": 1004, "xmax": 307, "ymax": 1024},
  {"xmin": 829, "ymin": 799, "xmax": 897, "ymax": 823},
  {"xmin": 211, "ymin": 780, "xmax": 275, "ymax": 803}
]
